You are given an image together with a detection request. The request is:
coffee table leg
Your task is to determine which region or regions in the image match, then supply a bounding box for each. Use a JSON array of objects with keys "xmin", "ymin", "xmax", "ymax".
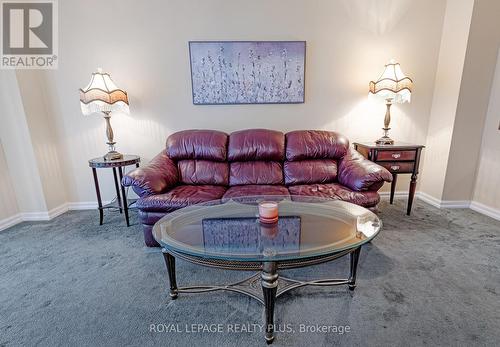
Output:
[
  {"xmin": 348, "ymin": 247, "xmax": 361, "ymax": 291},
  {"xmin": 261, "ymin": 262, "xmax": 278, "ymax": 344},
  {"xmin": 162, "ymin": 250, "xmax": 178, "ymax": 299}
]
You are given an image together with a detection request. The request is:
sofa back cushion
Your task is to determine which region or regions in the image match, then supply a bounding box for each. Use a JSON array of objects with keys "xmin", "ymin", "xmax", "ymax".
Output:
[
  {"xmin": 167, "ymin": 130, "xmax": 228, "ymax": 161},
  {"xmin": 228, "ymin": 129, "xmax": 285, "ymax": 186},
  {"xmin": 166, "ymin": 130, "xmax": 228, "ymax": 185},
  {"xmin": 284, "ymin": 159, "xmax": 337, "ymax": 185},
  {"xmin": 284, "ymin": 130, "xmax": 349, "ymax": 186},
  {"xmin": 285, "ymin": 130, "xmax": 349, "ymax": 161},
  {"xmin": 228, "ymin": 129, "xmax": 285, "ymax": 161},
  {"xmin": 178, "ymin": 160, "xmax": 229, "ymax": 185},
  {"xmin": 229, "ymin": 161, "xmax": 283, "ymax": 185}
]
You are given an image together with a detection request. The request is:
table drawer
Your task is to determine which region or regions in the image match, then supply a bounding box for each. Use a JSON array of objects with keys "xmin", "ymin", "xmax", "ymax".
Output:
[
  {"xmin": 379, "ymin": 162, "xmax": 414, "ymax": 173},
  {"xmin": 376, "ymin": 150, "xmax": 415, "ymax": 161}
]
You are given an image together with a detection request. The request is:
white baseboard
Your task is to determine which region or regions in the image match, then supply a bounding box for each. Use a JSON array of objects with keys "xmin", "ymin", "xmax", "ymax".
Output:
[
  {"xmin": 382, "ymin": 191, "xmax": 499, "ymax": 221},
  {"xmin": 378, "ymin": 191, "xmax": 409, "ymax": 199},
  {"xmin": 67, "ymin": 201, "xmax": 111, "ymax": 210},
  {"xmin": 416, "ymin": 191, "xmax": 470, "ymax": 209},
  {"xmin": 49, "ymin": 203, "xmax": 70, "ymax": 218},
  {"xmin": 0, "ymin": 201, "xmax": 111, "ymax": 231},
  {"xmin": 0, "ymin": 213, "xmax": 23, "ymax": 231},
  {"xmin": 470, "ymin": 201, "xmax": 500, "ymax": 221},
  {"xmin": 415, "ymin": 191, "xmax": 442, "ymax": 208},
  {"xmin": 68, "ymin": 201, "xmax": 100, "ymax": 210},
  {"xmin": 1, "ymin": 195, "xmax": 499, "ymax": 231},
  {"xmin": 439, "ymin": 200, "xmax": 471, "ymax": 209}
]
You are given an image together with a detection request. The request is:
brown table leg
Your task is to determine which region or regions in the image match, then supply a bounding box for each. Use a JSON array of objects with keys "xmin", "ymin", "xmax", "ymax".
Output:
[
  {"xmin": 407, "ymin": 174, "xmax": 417, "ymax": 215},
  {"xmin": 390, "ymin": 173, "xmax": 397, "ymax": 204},
  {"xmin": 91, "ymin": 168, "xmax": 104, "ymax": 225},
  {"xmin": 112, "ymin": 167, "xmax": 123, "ymax": 214},
  {"xmin": 118, "ymin": 167, "xmax": 130, "ymax": 227}
]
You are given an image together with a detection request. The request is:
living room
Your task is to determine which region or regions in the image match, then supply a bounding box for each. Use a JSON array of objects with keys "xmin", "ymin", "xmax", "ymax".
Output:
[{"xmin": 0, "ymin": 0, "xmax": 499, "ymax": 346}]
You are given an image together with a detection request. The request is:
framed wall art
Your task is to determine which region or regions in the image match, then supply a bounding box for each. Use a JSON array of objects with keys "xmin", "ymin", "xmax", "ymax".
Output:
[{"xmin": 189, "ymin": 41, "xmax": 306, "ymax": 105}]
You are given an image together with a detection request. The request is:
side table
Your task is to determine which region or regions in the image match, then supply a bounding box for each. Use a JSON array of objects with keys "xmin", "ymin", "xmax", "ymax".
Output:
[
  {"xmin": 353, "ymin": 142, "xmax": 424, "ymax": 215},
  {"xmin": 88, "ymin": 155, "xmax": 140, "ymax": 226}
]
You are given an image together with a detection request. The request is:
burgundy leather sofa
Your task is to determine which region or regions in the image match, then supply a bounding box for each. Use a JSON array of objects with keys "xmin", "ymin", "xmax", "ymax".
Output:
[{"xmin": 122, "ymin": 129, "xmax": 392, "ymax": 247}]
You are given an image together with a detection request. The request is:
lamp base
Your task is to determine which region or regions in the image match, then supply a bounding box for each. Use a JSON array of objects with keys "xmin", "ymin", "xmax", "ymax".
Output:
[
  {"xmin": 375, "ymin": 137, "xmax": 394, "ymax": 145},
  {"xmin": 103, "ymin": 151, "xmax": 123, "ymax": 161},
  {"xmin": 375, "ymin": 128, "xmax": 394, "ymax": 145}
]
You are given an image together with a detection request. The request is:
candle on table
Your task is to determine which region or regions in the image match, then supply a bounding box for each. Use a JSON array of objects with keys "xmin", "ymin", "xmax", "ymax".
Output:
[{"xmin": 258, "ymin": 201, "xmax": 279, "ymax": 221}]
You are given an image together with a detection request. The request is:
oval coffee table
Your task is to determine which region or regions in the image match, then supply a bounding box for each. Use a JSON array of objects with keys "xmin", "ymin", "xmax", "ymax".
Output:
[{"xmin": 153, "ymin": 196, "xmax": 381, "ymax": 344}]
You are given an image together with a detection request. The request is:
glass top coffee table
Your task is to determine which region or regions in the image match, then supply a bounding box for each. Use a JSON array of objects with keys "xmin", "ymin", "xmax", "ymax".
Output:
[{"xmin": 153, "ymin": 196, "xmax": 381, "ymax": 344}]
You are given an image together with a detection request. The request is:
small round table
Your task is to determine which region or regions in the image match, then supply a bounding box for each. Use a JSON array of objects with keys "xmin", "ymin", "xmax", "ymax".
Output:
[{"xmin": 88, "ymin": 155, "xmax": 140, "ymax": 226}]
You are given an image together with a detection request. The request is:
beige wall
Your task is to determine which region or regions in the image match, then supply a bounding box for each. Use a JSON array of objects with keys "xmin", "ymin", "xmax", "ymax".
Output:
[
  {"xmin": 442, "ymin": 0, "xmax": 500, "ymax": 201},
  {"xmin": 473, "ymin": 49, "xmax": 500, "ymax": 210},
  {"xmin": 419, "ymin": 0, "xmax": 474, "ymax": 201},
  {"xmin": 0, "ymin": 70, "xmax": 48, "ymax": 214},
  {"xmin": 0, "ymin": 141, "xmax": 19, "ymax": 221},
  {"xmin": 16, "ymin": 71, "xmax": 68, "ymax": 211},
  {"xmin": 1, "ymin": 0, "xmax": 498, "ymax": 224},
  {"xmin": 39, "ymin": 0, "xmax": 445, "ymax": 203},
  {"xmin": 10, "ymin": 0, "xmax": 500, "ymax": 222}
]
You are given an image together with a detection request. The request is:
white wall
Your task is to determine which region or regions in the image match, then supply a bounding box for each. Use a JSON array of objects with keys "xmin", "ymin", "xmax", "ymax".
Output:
[
  {"xmin": 16, "ymin": 71, "xmax": 68, "ymax": 211},
  {"xmin": 473, "ymin": 49, "xmax": 500, "ymax": 211},
  {"xmin": 0, "ymin": 141, "xmax": 19, "ymax": 222},
  {"xmin": 0, "ymin": 70, "xmax": 48, "ymax": 215},
  {"xmin": 2, "ymin": 0, "xmax": 499, "ymax": 225},
  {"xmin": 442, "ymin": 0, "xmax": 500, "ymax": 202},
  {"xmin": 419, "ymin": 0, "xmax": 474, "ymax": 201},
  {"xmin": 39, "ymin": 0, "xmax": 445, "ymax": 204}
]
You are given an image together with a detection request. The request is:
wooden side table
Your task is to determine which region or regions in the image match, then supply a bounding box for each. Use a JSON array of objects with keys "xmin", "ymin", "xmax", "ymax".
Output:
[
  {"xmin": 88, "ymin": 155, "xmax": 140, "ymax": 226},
  {"xmin": 353, "ymin": 142, "xmax": 424, "ymax": 215}
]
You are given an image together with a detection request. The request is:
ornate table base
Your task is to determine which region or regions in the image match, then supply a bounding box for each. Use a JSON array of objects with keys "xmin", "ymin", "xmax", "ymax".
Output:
[{"xmin": 162, "ymin": 247, "xmax": 362, "ymax": 344}]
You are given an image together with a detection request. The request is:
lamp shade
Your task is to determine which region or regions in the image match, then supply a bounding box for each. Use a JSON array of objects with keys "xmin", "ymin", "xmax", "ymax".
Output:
[
  {"xmin": 79, "ymin": 68, "xmax": 129, "ymax": 115},
  {"xmin": 369, "ymin": 60, "xmax": 413, "ymax": 103}
]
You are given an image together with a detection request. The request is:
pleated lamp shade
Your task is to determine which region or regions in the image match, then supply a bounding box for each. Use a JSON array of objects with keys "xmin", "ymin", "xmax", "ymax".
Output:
[
  {"xmin": 369, "ymin": 60, "xmax": 413, "ymax": 103},
  {"xmin": 79, "ymin": 68, "xmax": 129, "ymax": 115}
]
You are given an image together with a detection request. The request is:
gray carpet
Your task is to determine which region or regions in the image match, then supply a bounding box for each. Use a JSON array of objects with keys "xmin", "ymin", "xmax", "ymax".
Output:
[{"xmin": 0, "ymin": 199, "xmax": 499, "ymax": 347}]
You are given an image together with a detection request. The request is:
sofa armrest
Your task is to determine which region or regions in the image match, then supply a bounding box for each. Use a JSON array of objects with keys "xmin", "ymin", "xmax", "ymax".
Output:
[
  {"xmin": 338, "ymin": 148, "xmax": 392, "ymax": 192},
  {"xmin": 121, "ymin": 151, "xmax": 178, "ymax": 197}
]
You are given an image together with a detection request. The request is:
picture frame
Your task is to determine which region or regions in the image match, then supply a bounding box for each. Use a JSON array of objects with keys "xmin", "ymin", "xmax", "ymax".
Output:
[{"xmin": 189, "ymin": 41, "xmax": 306, "ymax": 105}]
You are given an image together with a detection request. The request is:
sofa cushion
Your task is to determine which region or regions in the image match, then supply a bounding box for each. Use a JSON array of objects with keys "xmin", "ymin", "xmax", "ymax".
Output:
[
  {"xmin": 178, "ymin": 160, "xmax": 229, "ymax": 185},
  {"xmin": 136, "ymin": 185, "xmax": 226, "ymax": 212},
  {"xmin": 141, "ymin": 224, "xmax": 161, "ymax": 247},
  {"xmin": 229, "ymin": 161, "xmax": 283, "ymax": 186},
  {"xmin": 121, "ymin": 151, "xmax": 178, "ymax": 197},
  {"xmin": 284, "ymin": 159, "xmax": 337, "ymax": 185},
  {"xmin": 228, "ymin": 129, "xmax": 285, "ymax": 161},
  {"xmin": 166, "ymin": 130, "xmax": 228, "ymax": 161},
  {"xmin": 223, "ymin": 185, "xmax": 290, "ymax": 200},
  {"xmin": 285, "ymin": 130, "xmax": 349, "ymax": 161},
  {"xmin": 338, "ymin": 148, "xmax": 392, "ymax": 191},
  {"xmin": 138, "ymin": 210, "xmax": 166, "ymax": 226},
  {"xmin": 288, "ymin": 183, "xmax": 380, "ymax": 207}
]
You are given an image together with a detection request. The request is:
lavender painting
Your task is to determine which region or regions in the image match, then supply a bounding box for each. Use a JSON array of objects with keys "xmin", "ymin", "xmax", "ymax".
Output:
[{"xmin": 189, "ymin": 41, "xmax": 306, "ymax": 105}]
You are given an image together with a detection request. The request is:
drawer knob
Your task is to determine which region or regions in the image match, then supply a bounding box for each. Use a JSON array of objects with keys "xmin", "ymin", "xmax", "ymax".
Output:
[
  {"xmin": 392, "ymin": 153, "xmax": 401, "ymax": 159},
  {"xmin": 391, "ymin": 165, "xmax": 400, "ymax": 171}
]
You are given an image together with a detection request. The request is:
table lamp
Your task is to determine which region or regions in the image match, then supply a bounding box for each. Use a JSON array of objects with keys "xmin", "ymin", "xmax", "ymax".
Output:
[
  {"xmin": 369, "ymin": 59, "xmax": 413, "ymax": 145},
  {"xmin": 79, "ymin": 68, "xmax": 129, "ymax": 161}
]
